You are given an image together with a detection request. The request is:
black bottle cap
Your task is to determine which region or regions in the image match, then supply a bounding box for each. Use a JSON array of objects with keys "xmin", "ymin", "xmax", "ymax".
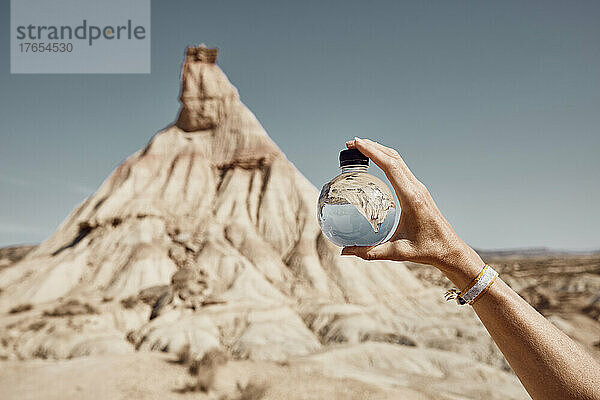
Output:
[{"xmin": 339, "ymin": 148, "xmax": 369, "ymax": 167}]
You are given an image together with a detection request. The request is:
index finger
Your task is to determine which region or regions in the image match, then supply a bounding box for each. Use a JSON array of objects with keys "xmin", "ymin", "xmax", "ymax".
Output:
[{"xmin": 346, "ymin": 137, "xmax": 417, "ymax": 186}]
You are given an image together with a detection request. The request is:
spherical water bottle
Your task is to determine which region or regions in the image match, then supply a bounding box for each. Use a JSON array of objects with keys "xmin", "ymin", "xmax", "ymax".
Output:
[{"xmin": 318, "ymin": 149, "xmax": 398, "ymax": 247}]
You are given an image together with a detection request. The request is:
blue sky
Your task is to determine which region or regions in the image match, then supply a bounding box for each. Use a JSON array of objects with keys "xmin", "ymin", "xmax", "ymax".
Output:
[{"xmin": 1, "ymin": 0, "xmax": 599, "ymax": 250}]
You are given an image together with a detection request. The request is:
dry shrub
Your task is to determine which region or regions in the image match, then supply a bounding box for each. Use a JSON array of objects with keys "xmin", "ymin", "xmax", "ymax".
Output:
[
  {"xmin": 188, "ymin": 348, "xmax": 229, "ymax": 375},
  {"xmin": 582, "ymin": 297, "xmax": 600, "ymax": 321},
  {"xmin": 9, "ymin": 303, "xmax": 33, "ymax": 314},
  {"xmin": 195, "ymin": 366, "xmax": 216, "ymax": 393},
  {"xmin": 175, "ymin": 344, "xmax": 191, "ymax": 365},
  {"xmin": 121, "ymin": 296, "xmax": 137, "ymax": 308},
  {"xmin": 138, "ymin": 285, "xmax": 170, "ymax": 305},
  {"xmin": 111, "ymin": 217, "xmax": 122, "ymax": 227},
  {"xmin": 276, "ymin": 359, "xmax": 290, "ymax": 367},
  {"xmin": 190, "ymin": 348, "xmax": 229, "ymax": 392},
  {"xmin": 361, "ymin": 332, "xmax": 417, "ymax": 347},
  {"xmin": 0, "ymin": 245, "xmax": 36, "ymax": 264},
  {"xmin": 176, "ymin": 347, "xmax": 229, "ymax": 393},
  {"xmin": 125, "ymin": 330, "xmax": 137, "ymax": 346},
  {"xmin": 28, "ymin": 320, "xmax": 47, "ymax": 331},
  {"xmin": 120, "ymin": 296, "xmax": 138, "ymax": 309},
  {"xmin": 235, "ymin": 381, "xmax": 268, "ymax": 400},
  {"xmin": 32, "ymin": 346, "xmax": 52, "ymax": 359},
  {"xmin": 43, "ymin": 299, "xmax": 98, "ymax": 317}
]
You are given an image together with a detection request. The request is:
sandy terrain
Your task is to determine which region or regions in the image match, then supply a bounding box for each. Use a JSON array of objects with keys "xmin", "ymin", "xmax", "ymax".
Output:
[
  {"xmin": 0, "ymin": 245, "xmax": 35, "ymax": 271},
  {"xmin": 6, "ymin": 246, "xmax": 596, "ymax": 399},
  {"xmin": 0, "ymin": 343, "xmax": 527, "ymax": 400}
]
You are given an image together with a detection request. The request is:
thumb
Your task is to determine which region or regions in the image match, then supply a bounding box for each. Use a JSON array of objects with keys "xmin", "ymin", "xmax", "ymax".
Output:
[{"xmin": 341, "ymin": 240, "xmax": 413, "ymax": 261}]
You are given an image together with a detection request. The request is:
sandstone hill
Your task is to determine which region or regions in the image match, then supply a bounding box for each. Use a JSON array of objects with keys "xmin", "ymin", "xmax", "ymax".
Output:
[
  {"xmin": 0, "ymin": 46, "xmax": 529, "ymax": 399},
  {"xmin": 0, "ymin": 245, "xmax": 35, "ymax": 271}
]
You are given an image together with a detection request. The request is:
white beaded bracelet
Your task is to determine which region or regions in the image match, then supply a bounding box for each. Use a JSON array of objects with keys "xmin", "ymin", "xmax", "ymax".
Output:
[{"xmin": 444, "ymin": 264, "xmax": 499, "ymax": 306}]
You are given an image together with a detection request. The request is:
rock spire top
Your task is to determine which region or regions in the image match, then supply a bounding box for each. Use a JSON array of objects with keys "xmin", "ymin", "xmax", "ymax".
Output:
[{"xmin": 186, "ymin": 45, "xmax": 218, "ymax": 64}]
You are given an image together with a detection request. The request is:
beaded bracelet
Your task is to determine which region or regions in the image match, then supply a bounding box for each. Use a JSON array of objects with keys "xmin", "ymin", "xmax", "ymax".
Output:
[{"xmin": 444, "ymin": 264, "xmax": 498, "ymax": 306}]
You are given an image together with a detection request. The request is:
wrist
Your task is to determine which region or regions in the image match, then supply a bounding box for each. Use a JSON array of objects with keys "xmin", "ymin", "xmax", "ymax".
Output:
[{"xmin": 435, "ymin": 243, "xmax": 485, "ymax": 290}]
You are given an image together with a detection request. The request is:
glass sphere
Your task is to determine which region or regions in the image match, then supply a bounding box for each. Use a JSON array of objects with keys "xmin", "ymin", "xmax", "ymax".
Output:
[{"xmin": 318, "ymin": 167, "xmax": 398, "ymax": 247}]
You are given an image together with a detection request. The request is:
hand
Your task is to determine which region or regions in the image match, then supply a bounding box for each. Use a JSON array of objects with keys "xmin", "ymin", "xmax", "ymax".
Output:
[
  {"xmin": 340, "ymin": 138, "xmax": 484, "ymax": 285},
  {"xmin": 342, "ymin": 139, "xmax": 600, "ymax": 400}
]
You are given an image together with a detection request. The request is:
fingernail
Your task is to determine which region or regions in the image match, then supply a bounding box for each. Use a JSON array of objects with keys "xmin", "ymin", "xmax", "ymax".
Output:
[{"xmin": 354, "ymin": 137, "xmax": 361, "ymax": 143}]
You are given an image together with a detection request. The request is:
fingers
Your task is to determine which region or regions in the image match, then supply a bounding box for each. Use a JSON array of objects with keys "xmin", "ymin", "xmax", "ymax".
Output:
[
  {"xmin": 349, "ymin": 137, "xmax": 398, "ymax": 159},
  {"xmin": 347, "ymin": 138, "xmax": 417, "ymax": 183},
  {"xmin": 346, "ymin": 138, "xmax": 391, "ymax": 172},
  {"xmin": 341, "ymin": 239, "xmax": 414, "ymax": 262},
  {"xmin": 346, "ymin": 138, "xmax": 424, "ymax": 208}
]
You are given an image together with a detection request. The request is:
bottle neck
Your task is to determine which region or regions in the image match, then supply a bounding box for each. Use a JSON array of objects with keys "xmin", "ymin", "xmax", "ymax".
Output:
[{"xmin": 340, "ymin": 164, "xmax": 368, "ymax": 174}]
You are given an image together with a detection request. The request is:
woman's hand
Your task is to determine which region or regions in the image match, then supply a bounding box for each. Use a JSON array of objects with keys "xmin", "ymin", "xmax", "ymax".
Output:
[
  {"xmin": 341, "ymin": 137, "xmax": 484, "ymax": 286},
  {"xmin": 341, "ymin": 138, "xmax": 600, "ymax": 400}
]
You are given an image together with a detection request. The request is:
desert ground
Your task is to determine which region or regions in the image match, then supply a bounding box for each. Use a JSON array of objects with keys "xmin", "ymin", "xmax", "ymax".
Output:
[{"xmin": 1, "ymin": 245, "xmax": 597, "ymax": 399}]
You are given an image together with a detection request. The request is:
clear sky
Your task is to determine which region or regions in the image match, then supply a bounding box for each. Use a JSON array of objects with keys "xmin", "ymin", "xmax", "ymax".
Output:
[{"xmin": 1, "ymin": 0, "xmax": 599, "ymax": 250}]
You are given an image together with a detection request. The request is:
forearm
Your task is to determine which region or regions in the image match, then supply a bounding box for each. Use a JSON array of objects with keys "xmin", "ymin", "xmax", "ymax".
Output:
[{"xmin": 440, "ymin": 252, "xmax": 600, "ymax": 400}]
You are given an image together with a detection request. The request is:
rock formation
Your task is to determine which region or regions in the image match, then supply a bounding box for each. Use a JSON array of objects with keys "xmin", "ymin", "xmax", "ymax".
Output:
[{"xmin": 0, "ymin": 45, "xmax": 529, "ymax": 399}]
